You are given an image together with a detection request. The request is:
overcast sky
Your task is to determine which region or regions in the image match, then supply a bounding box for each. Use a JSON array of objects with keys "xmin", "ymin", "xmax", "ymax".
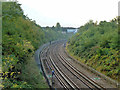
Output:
[{"xmin": 18, "ymin": 0, "xmax": 119, "ymax": 28}]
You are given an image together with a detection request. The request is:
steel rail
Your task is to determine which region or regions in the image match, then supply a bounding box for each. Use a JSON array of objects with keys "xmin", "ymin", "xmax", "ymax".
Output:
[
  {"xmin": 42, "ymin": 46, "xmax": 69, "ymax": 89},
  {"xmin": 45, "ymin": 57, "xmax": 69, "ymax": 89},
  {"xmin": 49, "ymin": 44, "xmax": 81, "ymax": 89},
  {"xmin": 49, "ymin": 55, "xmax": 79, "ymax": 89},
  {"xmin": 58, "ymin": 44, "xmax": 105, "ymax": 89},
  {"xmin": 40, "ymin": 41, "xmax": 105, "ymax": 89}
]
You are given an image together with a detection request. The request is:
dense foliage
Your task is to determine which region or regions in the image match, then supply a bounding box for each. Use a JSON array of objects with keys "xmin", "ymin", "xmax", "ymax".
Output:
[
  {"xmin": 67, "ymin": 19, "xmax": 120, "ymax": 80},
  {"xmin": 1, "ymin": 2, "xmax": 67, "ymax": 88}
]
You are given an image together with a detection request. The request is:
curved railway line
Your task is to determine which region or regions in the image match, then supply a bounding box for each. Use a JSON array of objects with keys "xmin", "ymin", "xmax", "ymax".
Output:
[{"xmin": 40, "ymin": 41, "xmax": 109, "ymax": 89}]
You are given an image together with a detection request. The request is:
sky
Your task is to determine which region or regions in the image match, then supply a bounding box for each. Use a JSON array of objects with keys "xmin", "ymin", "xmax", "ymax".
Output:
[{"xmin": 17, "ymin": 0, "xmax": 119, "ymax": 28}]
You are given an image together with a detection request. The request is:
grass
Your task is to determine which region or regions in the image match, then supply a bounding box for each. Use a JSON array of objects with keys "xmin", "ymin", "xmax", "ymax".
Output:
[{"xmin": 19, "ymin": 57, "xmax": 49, "ymax": 88}]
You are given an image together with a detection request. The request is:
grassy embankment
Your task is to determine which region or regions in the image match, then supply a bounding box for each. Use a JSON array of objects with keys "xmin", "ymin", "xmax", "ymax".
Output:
[
  {"xmin": 66, "ymin": 19, "xmax": 120, "ymax": 81},
  {"xmin": 1, "ymin": 2, "xmax": 67, "ymax": 88}
]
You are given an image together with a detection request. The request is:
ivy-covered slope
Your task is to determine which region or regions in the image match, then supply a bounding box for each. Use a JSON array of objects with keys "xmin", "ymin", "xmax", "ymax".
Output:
[
  {"xmin": 2, "ymin": 2, "xmax": 67, "ymax": 88},
  {"xmin": 67, "ymin": 19, "xmax": 120, "ymax": 81}
]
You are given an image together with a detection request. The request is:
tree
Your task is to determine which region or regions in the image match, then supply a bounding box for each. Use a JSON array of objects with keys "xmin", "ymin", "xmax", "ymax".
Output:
[{"xmin": 55, "ymin": 22, "xmax": 62, "ymax": 31}]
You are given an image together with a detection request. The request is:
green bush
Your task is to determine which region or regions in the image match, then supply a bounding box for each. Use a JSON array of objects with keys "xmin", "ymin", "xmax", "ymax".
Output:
[
  {"xmin": 67, "ymin": 17, "xmax": 120, "ymax": 80},
  {"xmin": 2, "ymin": 2, "xmax": 67, "ymax": 88}
]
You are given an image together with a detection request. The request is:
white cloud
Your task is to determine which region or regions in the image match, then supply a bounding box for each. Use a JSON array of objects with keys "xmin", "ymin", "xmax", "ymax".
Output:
[{"xmin": 18, "ymin": 0, "xmax": 119, "ymax": 27}]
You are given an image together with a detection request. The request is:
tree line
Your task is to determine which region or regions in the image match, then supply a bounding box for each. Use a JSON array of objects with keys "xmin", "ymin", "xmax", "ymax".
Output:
[{"xmin": 42, "ymin": 22, "xmax": 77, "ymax": 33}]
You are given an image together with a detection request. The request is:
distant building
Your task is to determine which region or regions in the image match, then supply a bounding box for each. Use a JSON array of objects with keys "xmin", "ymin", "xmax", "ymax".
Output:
[{"xmin": 67, "ymin": 28, "xmax": 78, "ymax": 33}]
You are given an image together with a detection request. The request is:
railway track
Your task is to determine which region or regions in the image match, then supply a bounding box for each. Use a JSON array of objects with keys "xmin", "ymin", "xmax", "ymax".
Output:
[
  {"xmin": 48, "ymin": 44, "xmax": 79, "ymax": 89},
  {"xmin": 57, "ymin": 44, "xmax": 105, "ymax": 89},
  {"xmin": 40, "ymin": 41, "xmax": 105, "ymax": 89},
  {"xmin": 40, "ymin": 46, "xmax": 71, "ymax": 89}
]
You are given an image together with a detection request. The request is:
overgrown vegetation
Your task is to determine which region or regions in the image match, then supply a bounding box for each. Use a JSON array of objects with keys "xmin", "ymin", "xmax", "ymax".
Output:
[
  {"xmin": 1, "ymin": 2, "xmax": 68, "ymax": 88},
  {"xmin": 67, "ymin": 18, "xmax": 120, "ymax": 81}
]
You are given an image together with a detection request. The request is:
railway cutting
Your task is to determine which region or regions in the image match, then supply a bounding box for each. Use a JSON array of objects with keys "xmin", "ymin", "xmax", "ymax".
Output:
[{"xmin": 39, "ymin": 40, "xmax": 117, "ymax": 89}]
